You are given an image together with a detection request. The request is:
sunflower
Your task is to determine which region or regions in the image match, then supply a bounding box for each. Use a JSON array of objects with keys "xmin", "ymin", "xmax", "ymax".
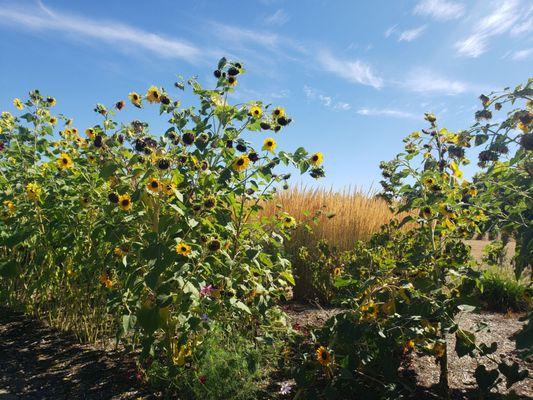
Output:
[
  {"xmin": 47, "ymin": 97, "xmax": 56, "ymax": 107},
  {"xmin": 118, "ymin": 194, "xmax": 132, "ymax": 211},
  {"xmin": 85, "ymin": 128, "xmax": 95, "ymax": 139},
  {"xmin": 87, "ymin": 154, "xmax": 97, "ymax": 164},
  {"xmin": 129, "ymin": 92, "xmax": 142, "ymax": 107},
  {"xmin": 282, "ymin": 215, "xmax": 296, "ymax": 228},
  {"xmin": 249, "ymin": 105, "xmax": 262, "ymax": 119},
  {"xmin": 80, "ymin": 195, "xmax": 91, "ymax": 208},
  {"xmin": 309, "ymin": 152, "xmax": 324, "ymax": 167},
  {"xmin": 207, "ymin": 239, "xmax": 221, "ymax": 252},
  {"xmin": 421, "ymin": 206, "xmax": 432, "ymax": 219},
  {"xmin": 175, "ymin": 242, "xmax": 192, "ymax": 257},
  {"xmin": 439, "ymin": 204, "xmax": 454, "ymax": 217},
  {"xmin": 146, "ymin": 86, "xmax": 161, "ymax": 103},
  {"xmin": 114, "ymin": 247, "xmax": 126, "ymax": 258},
  {"xmin": 13, "ymin": 98, "xmax": 24, "ymax": 110},
  {"xmin": 49, "ymin": 117, "xmax": 58, "ymax": 125},
  {"xmin": 57, "ymin": 153, "xmax": 74, "ymax": 170},
  {"xmin": 422, "ymin": 177, "xmax": 435, "ymax": 187},
  {"xmin": 162, "ymin": 181, "xmax": 175, "ymax": 195},
  {"xmin": 316, "ymin": 346, "xmax": 332, "ymax": 367},
  {"xmin": 26, "ymin": 183, "xmax": 42, "ymax": 201},
  {"xmin": 203, "ymin": 196, "xmax": 217, "ymax": 209},
  {"xmin": 262, "ymin": 137, "xmax": 277, "ymax": 152},
  {"xmin": 272, "ymin": 107, "xmax": 285, "ymax": 118},
  {"xmin": 227, "ymin": 76, "xmax": 237, "ymax": 86},
  {"xmin": 233, "ymin": 155, "xmax": 250, "ymax": 172},
  {"xmin": 3, "ymin": 200, "xmax": 15, "ymax": 213},
  {"xmin": 147, "ymin": 178, "xmax": 161, "ymax": 193},
  {"xmin": 332, "ymin": 267, "xmax": 342, "ymax": 278},
  {"xmin": 99, "ymin": 272, "xmax": 114, "ymax": 289}
]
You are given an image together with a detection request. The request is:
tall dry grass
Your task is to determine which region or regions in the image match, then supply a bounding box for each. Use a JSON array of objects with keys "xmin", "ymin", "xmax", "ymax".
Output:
[{"xmin": 260, "ymin": 186, "xmax": 395, "ymax": 251}]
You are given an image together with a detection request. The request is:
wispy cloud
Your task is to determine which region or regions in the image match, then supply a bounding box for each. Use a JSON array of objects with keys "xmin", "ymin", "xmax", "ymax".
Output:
[
  {"xmin": 401, "ymin": 68, "xmax": 482, "ymax": 95},
  {"xmin": 413, "ymin": 0, "xmax": 465, "ymax": 20},
  {"xmin": 454, "ymin": 0, "xmax": 526, "ymax": 58},
  {"xmin": 511, "ymin": 48, "xmax": 533, "ymax": 60},
  {"xmin": 317, "ymin": 50, "xmax": 384, "ymax": 89},
  {"xmin": 384, "ymin": 24, "xmax": 398, "ymax": 38},
  {"xmin": 304, "ymin": 85, "xmax": 352, "ymax": 110},
  {"xmin": 0, "ymin": 2, "xmax": 201, "ymax": 61},
  {"xmin": 385, "ymin": 25, "xmax": 426, "ymax": 42},
  {"xmin": 264, "ymin": 9, "xmax": 290, "ymax": 26},
  {"xmin": 356, "ymin": 108, "xmax": 417, "ymax": 119},
  {"xmin": 398, "ymin": 25, "xmax": 427, "ymax": 42}
]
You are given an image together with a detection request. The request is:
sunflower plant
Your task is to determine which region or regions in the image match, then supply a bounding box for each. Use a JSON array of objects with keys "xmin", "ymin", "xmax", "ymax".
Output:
[{"xmin": 0, "ymin": 58, "xmax": 324, "ymax": 389}]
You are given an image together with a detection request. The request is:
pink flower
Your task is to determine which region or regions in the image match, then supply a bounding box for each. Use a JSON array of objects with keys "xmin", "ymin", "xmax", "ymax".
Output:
[{"xmin": 200, "ymin": 284, "xmax": 213, "ymax": 297}]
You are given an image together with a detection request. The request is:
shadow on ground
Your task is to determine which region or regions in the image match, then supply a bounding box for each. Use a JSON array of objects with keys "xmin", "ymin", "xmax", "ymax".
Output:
[{"xmin": 0, "ymin": 308, "xmax": 152, "ymax": 400}]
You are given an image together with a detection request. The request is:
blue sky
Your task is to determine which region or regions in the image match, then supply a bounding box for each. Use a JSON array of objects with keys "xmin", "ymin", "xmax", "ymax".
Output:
[{"xmin": 0, "ymin": 0, "xmax": 531, "ymax": 190}]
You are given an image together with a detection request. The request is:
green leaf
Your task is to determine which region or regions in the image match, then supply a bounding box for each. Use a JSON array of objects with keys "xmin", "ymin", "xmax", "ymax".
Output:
[{"xmin": 455, "ymin": 330, "xmax": 476, "ymax": 357}]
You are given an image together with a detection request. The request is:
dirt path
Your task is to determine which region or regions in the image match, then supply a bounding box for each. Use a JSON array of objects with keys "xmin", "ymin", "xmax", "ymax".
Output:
[{"xmin": 0, "ymin": 308, "xmax": 152, "ymax": 400}]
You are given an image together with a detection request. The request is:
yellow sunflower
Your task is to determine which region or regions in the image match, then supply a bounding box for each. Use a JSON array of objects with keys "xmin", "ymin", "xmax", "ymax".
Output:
[
  {"xmin": 114, "ymin": 247, "xmax": 126, "ymax": 258},
  {"xmin": 233, "ymin": 155, "xmax": 250, "ymax": 172},
  {"xmin": 80, "ymin": 195, "xmax": 91, "ymax": 208},
  {"xmin": 129, "ymin": 92, "xmax": 142, "ymax": 107},
  {"xmin": 316, "ymin": 346, "xmax": 332, "ymax": 367},
  {"xmin": 47, "ymin": 97, "xmax": 56, "ymax": 107},
  {"xmin": 13, "ymin": 98, "xmax": 24, "ymax": 110},
  {"xmin": 421, "ymin": 206, "xmax": 432, "ymax": 219},
  {"xmin": 249, "ymin": 105, "xmax": 262, "ymax": 119},
  {"xmin": 85, "ymin": 128, "xmax": 95, "ymax": 139},
  {"xmin": 3, "ymin": 200, "xmax": 15, "ymax": 213},
  {"xmin": 49, "ymin": 117, "xmax": 58, "ymax": 125},
  {"xmin": 57, "ymin": 153, "xmax": 74, "ymax": 170},
  {"xmin": 162, "ymin": 181, "xmax": 175, "ymax": 195},
  {"xmin": 309, "ymin": 152, "xmax": 324, "ymax": 167},
  {"xmin": 146, "ymin": 86, "xmax": 161, "ymax": 103},
  {"xmin": 147, "ymin": 178, "xmax": 161, "ymax": 193},
  {"xmin": 272, "ymin": 107, "xmax": 285, "ymax": 118},
  {"xmin": 118, "ymin": 194, "xmax": 132, "ymax": 211},
  {"xmin": 262, "ymin": 137, "xmax": 277, "ymax": 153},
  {"xmin": 99, "ymin": 273, "xmax": 114, "ymax": 289},
  {"xmin": 26, "ymin": 183, "xmax": 42, "ymax": 201},
  {"xmin": 282, "ymin": 215, "xmax": 296, "ymax": 228},
  {"xmin": 175, "ymin": 242, "xmax": 192, "ymax": 257},
  {"xmin": 332, "ymin": 267, "xmax": 342, "ymax": 278}
]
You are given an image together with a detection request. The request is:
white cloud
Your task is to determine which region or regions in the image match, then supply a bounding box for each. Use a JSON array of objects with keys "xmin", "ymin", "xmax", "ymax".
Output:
[
  {"xmin": 384, "ymin": 24, "xmax": 398, "ymax": 38},
  {"xmin": 413, "ymin": 0, "xmax": 465, "ymax": 20},
  {"xmin": 264, "ymin": 9, "xmax": 290, "ymax": 26},
  {"xmin": 402, "ymin": 68, "xmax": 481, "ymax": 95},
  {"xmin": 454, "ymin": 0, "xmax": 524, "ymax": 58},
  {"xmin": 317, "ymin": 50, "xmax": 384, "ymax": 89},
  {"xmin": 304, "ymin": 85, "xmax": 352, "ymax": 110},
  {"xmin": 398, "ymin": 25, "xmax": 427, "ymax": 42},
  {"xmin": 356, "ymin": 108, "xmax": 417, "ymax": 119},
  {"xmin": 511, "ymin": 48, "xmax": 533, "ymax": 60},
  {"xmin": 0, "ymin": 3, "xmax": 201, "ymax": 61}
]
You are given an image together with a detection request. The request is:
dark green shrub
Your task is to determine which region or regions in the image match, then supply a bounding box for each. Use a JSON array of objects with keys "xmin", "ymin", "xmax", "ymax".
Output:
[{"xmin": 479, "ymin": 271, "xmax": 531, "ymax": 312}]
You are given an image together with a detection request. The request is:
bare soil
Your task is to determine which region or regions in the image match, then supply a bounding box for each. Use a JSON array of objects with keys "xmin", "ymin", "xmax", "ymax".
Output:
[{"xmin": 0, "ymin": 308, "xmax": 153, "ymax": 400}]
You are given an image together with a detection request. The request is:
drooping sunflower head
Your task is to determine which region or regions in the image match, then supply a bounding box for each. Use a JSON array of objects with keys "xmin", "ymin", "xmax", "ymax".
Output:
[
  {"xmin": 315, "ymin": 346, "xmax": 332, "ymax": 367},
  {"xmin": 249, "ymin": 105, "xmax": 262, "ymax": 119},
  {"xmin": 147, "ymin": 178, "xmax": 161, "ymax": 193},
  {"xmin": 175, "ymin": 242, "xmax": 192, "ymax": 257},
  {"xmin": 57, "ymin": 153, "xmax": 74, "ymax": 170},
  {"xmin": 421, "ymin": 206, "xmax": 432, "ymax": 219},
  {"xmin": 118, "ymin": 194, "xmax": 132, "ymax": 211},
  {"xmin": 115, "ymin": 100, "xmax": 125, "ymax": 110},
  {"xmin": 262, "ymin": 137, "xmax": 277, "ymax": 153},
  {"xmin": 272, "ymin": 107, "xmax": 285, "ymax": 118},
  {"xmin": 207, "ymin": 239, "xmax": 221, "ymax": 252},
  {"xmin": 146, "ymin": 86, "xmax": 161, "ymax": 103},
  {"xmin": 13, "ymin": 98, "xmax": 24, "ymax": 110},
  {"xmin": 203, "ymin": 196, "xmax": 217, "ymax": 209},
  {"xmin": 129, "ymin": 92, "xmax": 142, "ymax": 107},
  {"xmin": 309, "ymin": 152, "xmax": 324, "ymax": 167},
  {"xmin": 233, "ymin": 155, "xmax": 250, "ymax": 172}
]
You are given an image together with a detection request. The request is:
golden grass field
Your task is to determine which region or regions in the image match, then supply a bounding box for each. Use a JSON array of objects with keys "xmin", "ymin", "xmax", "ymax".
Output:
[{"xmin": 261, "ymin": 186, "xmax": 394, "ymax": 251}]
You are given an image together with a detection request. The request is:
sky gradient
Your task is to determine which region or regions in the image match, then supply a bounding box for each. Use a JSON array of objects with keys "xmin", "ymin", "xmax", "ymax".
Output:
[{"xmin": 0, "ymin": 0, "xmax": 531, "ymax": 190}]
